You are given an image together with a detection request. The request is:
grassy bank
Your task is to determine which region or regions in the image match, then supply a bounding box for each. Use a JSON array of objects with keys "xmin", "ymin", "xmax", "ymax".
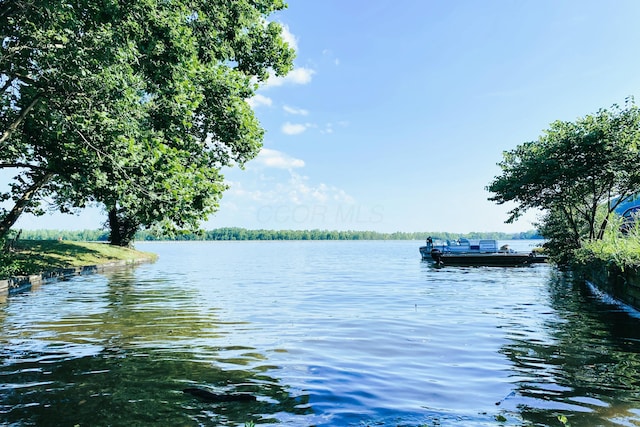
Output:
[
  {"xmin": 1, "ymin": 240, "xmax": 157, "ymax": 279},
  {"xmin": 574, "ymin": 221, "xmax": 640, "ymax": 271}
]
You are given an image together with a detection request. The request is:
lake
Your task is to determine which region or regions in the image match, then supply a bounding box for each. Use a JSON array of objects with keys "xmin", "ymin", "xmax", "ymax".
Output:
[{"xmin": 1, "ymin": 240, "xmax": 640, "ymax": 426}]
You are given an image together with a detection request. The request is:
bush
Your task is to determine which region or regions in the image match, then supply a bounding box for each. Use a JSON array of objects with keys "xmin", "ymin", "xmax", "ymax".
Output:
[
  {"xmin": 0, "ymin": 234, "xmax": 20, "ymax": 279},
  {"xmin": 574, "ymin": 217, "xmax": 640, "ymax": 271}
]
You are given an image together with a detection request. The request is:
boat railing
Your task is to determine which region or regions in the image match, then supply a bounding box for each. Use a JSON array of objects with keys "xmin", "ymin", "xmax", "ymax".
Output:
[{"xmin": 425, "ymin": 239, "xmax": 501, "ymax": 254}]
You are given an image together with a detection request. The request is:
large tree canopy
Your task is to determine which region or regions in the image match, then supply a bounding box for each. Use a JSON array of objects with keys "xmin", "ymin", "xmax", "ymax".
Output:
[
  {"xmin": 487, "ymin": 101, "xmax": 640, "ymax": 262},
  {"xmin": 1, "ymin": 0, "xmax": 295, "ymax": 245}
]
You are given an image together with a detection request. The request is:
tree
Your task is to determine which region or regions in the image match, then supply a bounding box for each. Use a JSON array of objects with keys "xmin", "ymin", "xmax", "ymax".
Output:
[
  {"xmin": 487, "ymin": 101, "xmax": 640, "ymax": 262},
  {"xmin": 1, "ymin": 0, "xmax": 295, "ymax": 246},
  {"xmin": 1, "ymin": 0, "xmax": 123, "ymax": 239}
]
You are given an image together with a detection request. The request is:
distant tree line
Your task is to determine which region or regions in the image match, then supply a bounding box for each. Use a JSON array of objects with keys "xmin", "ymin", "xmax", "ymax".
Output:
[
  {"xmin": 17, "ymin": 228, "xmax": 543, "ymax": 242},
  {"xmin": 17, "ymin": 229, "xmax": 110, "ymax": 241}
]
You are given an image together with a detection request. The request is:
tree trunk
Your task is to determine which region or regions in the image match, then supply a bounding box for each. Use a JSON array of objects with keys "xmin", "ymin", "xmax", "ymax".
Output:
[
  {"xmin": 108, "ymin": 207, "xmax": 123, "ymax": 246},
  {"xmin": 108, "ymin": 207, "xmax": 139, "ymax": 247},
  {"xmin": 0, "ymin": 173, "xmax": 53, "ymax": 241}
]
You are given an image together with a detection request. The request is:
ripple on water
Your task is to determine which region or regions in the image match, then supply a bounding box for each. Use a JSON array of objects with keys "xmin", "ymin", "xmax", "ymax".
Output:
[{"xmin": 1, "ymin": 241, "xmax": 640, "ymax": 426}]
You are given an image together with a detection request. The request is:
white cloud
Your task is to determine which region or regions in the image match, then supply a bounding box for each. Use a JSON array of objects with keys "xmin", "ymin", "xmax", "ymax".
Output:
[
  {"xmin": 282, "ymin": 122, "xmax": 309, "ymax": 135},
  {"xmin": 255, "ymin": 148, "xmax": 305, "ymax": 169},
  {"xmin": 264, "ymin": 67, "xmax": 315, "ymax": 88},
  {"xmin": 280, "ymin": 24, "xmax": 298, "ymax": 51},
  {"xmin": 320, "ymin": 121, "xmax": 348, "ymax": 134},
  {"xmin": 286, "ymin": 173, "xmax": 354, "ymax": 205},
  {"xmin": 283, "ymin": 105, "xmax": 309, "ymax": 116},
  {"xmin": 322, "ymin": 49, "xmax": 340, "ymax": 66},
  {"xmin": 247, "ymin": 93, "xmax": 272, "ymax": 108},
  {"xmin": 287, "ymin": 67, "xmax": 315, "ymax": 85},
  {"xmin": 213, "ymin": 166, "xmax": 358, "ymax": 229},
  {"xmin": 321, "ymin": 124, "xmax": 334, "ymax": 134},
  {"xmin": 226, "ymin": 171, "xmax": 353, "ymax": 206}
]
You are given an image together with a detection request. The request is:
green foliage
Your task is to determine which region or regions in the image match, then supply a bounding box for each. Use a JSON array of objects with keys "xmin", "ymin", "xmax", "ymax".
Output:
[
  {"xmin": 0, "ymin": 241, "xmax": 20, "ymax": 279},
  {"xmin": 536, "ymin": 208, "xmax": 582, "ymax": 266},
  {"xmin": 487, "ymin": 100, "xmax": 640, "ymax": 263},
  {"xmin": 575, "ymin": 215, "xmax": 640, "ymax": 270},
  {"xmin": 1, "ymin": 0, "xmax": 295, "ymax": 246}
]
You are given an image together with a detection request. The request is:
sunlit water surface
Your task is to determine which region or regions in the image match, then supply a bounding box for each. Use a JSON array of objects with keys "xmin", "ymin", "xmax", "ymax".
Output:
[{"xmin": 1, "ymin": 240, "xmax": 640, "ymax": 426}]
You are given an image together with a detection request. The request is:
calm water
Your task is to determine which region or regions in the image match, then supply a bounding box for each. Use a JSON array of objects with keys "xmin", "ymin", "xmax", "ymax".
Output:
[{"xmin": 1, "ymin": 240, "xmax": 640, "ymax": 426}]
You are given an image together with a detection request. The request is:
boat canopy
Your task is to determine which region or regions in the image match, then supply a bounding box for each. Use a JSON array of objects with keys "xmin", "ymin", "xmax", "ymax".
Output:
[{"xmin": 428, "ymin": 238, "xmax": 499, "ymax": 253}]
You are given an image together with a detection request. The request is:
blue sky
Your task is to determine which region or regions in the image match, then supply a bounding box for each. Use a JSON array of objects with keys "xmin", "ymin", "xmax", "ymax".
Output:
[{"xmin": 16, "ymin": 0, "xmax": 640, "ymax": 233}]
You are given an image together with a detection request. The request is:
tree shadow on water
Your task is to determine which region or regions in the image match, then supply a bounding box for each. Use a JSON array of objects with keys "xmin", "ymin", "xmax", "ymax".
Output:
[
  {"xmin": 0, "ymin": 349, "xmax": 311, "ymax": 426},
  {"xmin": 0, "ymin": 271, "xmax": 312, "ymax": 426},
  {"xmin": 498, "ymin": 270, "xmax": 640, "ymax": 426}
]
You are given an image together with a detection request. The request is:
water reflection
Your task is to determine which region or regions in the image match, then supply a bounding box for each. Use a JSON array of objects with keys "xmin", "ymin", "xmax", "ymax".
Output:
[
  {"xmin": 3, "ymin": 241, "xmax": 640, "ymax": 426},
  {"xmin": 500, "ymin": 270, "xmax": 640, "ymax": 426},
  {"xmin": 0, "ymin": 268, "xmax": 308, "ymax": 426}
]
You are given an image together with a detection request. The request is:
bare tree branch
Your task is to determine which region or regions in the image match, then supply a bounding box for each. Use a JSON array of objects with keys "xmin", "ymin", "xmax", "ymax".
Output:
[
  {"xmin": 0, "ymin": 172, "xmax": 53, "ymax": 239},
  {"xmin": 0, "ymin": 162, "xmax": 43, "ymax": 170},
  {"xmin": 0, "ymin": 92, "xmax": 41, "ymax": 145}
]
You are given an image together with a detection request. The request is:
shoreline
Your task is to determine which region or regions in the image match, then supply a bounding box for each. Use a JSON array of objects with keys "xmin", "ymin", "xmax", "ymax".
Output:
[
  {"xmin": 0, "ymin": 256, "xmax": 156, "ymax": 300},
  {"xmin": 0, "ymin": 241, "xmax": 157, "ymax": 300}
]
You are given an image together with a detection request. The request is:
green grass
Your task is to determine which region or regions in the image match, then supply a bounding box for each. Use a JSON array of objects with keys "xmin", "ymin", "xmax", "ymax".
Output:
[
  {"xmin": 579, "ymin": 235, "xmax": 640, "ymax": 268},
  {"xmin": 1, "ymin": 240, "xmax": 157, "ymax": 279},
  {"xmin": 575, "ymin": 217, "xmax": 640, "ymax": 270}
]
